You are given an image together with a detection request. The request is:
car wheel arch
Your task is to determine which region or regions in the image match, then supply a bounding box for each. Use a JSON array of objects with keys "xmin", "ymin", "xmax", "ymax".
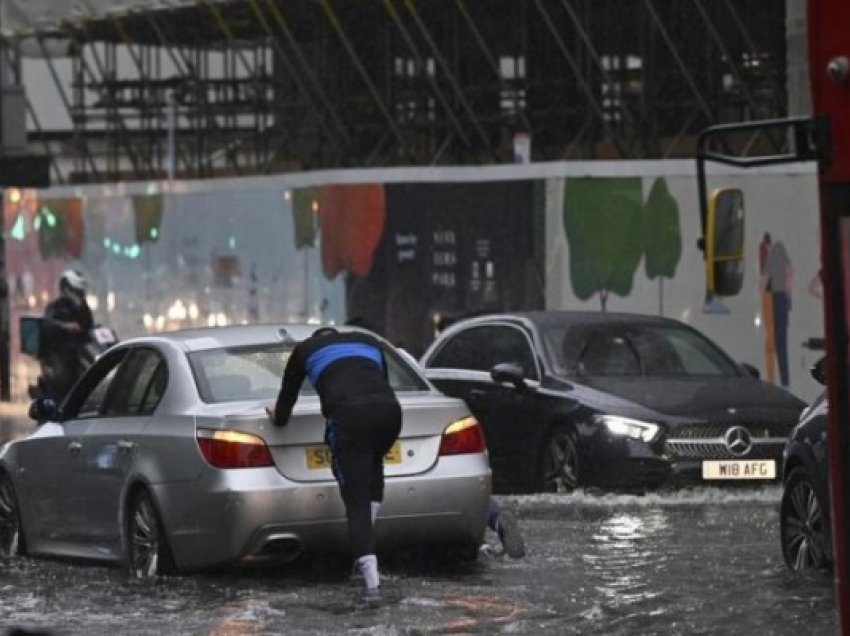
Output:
[
  {"xmin": 120, "ymin": 478, "xmax": 154, "ymax": 543},
  {"xmin": 123, "ymin": 482, "xmax": 177, "ymax": 576},
  {"xmin": 0, "ymin": 467, "xmax": 27, "ymax": 556},
  {"xmin": 781, "ymin": 465, "xmax": 833, "ymax": 571},
  {"xmin": 536, "ymin": 420, "xmax": 581, "ymax": 492},
  {"xmin": 782, "ymin": 443, "xmax": 824, "ymax": 491},
  {"xmin": 782, "ymin": 455, "xmax": 803, "ymax": 484}
]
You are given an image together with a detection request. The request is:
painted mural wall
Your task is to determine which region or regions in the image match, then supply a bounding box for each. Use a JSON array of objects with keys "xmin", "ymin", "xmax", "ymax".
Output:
[
  {"xmin": 4, "ymin": 180, "xmax": 346, "ymax": 400},
  {"xmin": 344, "ymin": 180, "xmax": 544, "ymax": 356},
  {"xmin": 4, "ymin": 161, "xmax": 822, "ymax": 403},
  {"xmin": 544, "ymin": 165, "xmax": 823, "ymax": 402}
]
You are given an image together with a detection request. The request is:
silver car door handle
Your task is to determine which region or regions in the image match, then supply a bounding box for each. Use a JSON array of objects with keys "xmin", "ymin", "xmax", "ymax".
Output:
[
  {"xmin": 117, "ymin": 440, "xmax": 136, "ymax": 453},
  {"xmin": 67, "ymin": 441, "xmax": 82, "ymax": 454}
]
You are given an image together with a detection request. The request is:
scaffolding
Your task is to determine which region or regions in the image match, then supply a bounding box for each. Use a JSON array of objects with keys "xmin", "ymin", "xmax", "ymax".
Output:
[{"xmin": 13, "ymin": 0, "xmax": 788, "ymax": 183}]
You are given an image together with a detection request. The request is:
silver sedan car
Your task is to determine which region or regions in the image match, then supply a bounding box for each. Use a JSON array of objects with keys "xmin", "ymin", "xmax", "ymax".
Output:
[{"xmin": 0, "ymin": 325, "xmax": 491, "ymax": 577}]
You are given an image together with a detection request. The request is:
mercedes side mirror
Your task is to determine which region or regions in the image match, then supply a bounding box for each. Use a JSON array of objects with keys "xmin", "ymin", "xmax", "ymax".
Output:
[
  {"xmin": 28, "ymin": 398, "xmax": 58, "ymax": 424},
  {"xmin": 491, "ymin": 362, "xmax": 527, "ymax": 390}
]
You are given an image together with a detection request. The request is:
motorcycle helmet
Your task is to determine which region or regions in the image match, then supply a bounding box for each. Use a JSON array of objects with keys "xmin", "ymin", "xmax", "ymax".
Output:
[{"xmin": 59, "ymin": 269, "xmax": 87, "ymax": 305}]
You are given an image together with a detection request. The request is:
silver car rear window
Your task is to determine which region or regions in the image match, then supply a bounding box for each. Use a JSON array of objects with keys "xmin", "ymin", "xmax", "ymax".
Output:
[
  {"xmin": 190, "ymin": 344, "xmax": 301, "ymax": 403},
  {"xmin": 190, "ymin": 342, "xmax": 428, "ymax": 403}
]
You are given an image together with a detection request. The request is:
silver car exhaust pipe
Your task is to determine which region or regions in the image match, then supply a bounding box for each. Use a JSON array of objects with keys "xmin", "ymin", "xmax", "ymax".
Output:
[{"xmin": 246, "ymin": 534, "xmax": 304, "ymax": 564}]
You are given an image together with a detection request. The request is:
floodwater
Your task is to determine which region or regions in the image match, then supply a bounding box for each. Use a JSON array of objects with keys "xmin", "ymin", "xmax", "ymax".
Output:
[{"xmin": 0, "ymin": 487, "xmax": 837, "ymax": 635}]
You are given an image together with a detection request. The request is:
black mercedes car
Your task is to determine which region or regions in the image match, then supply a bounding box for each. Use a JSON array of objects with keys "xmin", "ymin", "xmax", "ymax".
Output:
[
  {"xmin": 780, "ymin": 357, "xmax": 831, "ymax": 571},
  {"xmin": 420, "ymin": 311, "xmax": 807, "ymax": 494}
]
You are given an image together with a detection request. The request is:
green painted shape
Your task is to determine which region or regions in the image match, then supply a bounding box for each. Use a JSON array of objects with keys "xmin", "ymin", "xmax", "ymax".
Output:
[
  {"xmin": 563, "ymin": 177, "xmax": 644, "ymax": 301},
  {"xmin": 9, "ymin": 213, "xmax": 25, "ymax": 241},
  {"xmin": 37, "ymin": 203, "xmax": 67, "ymax": 259},
  {"xmin": 132, "ymin": 194, "xmax": 163, "ymax": 244},
  {"xmin": 643, "ymin": 177, "xmax": 682, "ymax": 280},
  {"xmin": 292, "ymin": 187, "xmax": 318, "ymax": 249}
]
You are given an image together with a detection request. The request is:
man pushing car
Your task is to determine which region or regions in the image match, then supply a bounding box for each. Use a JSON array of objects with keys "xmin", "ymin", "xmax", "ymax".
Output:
[{"xmin": 267, "ymin": 326, "xmax": 401, "ymax": 603}]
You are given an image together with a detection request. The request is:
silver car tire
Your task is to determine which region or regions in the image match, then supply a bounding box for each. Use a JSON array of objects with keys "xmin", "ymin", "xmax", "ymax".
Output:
[
  {"xmin": 541, "ymin": 425, "xmax": 580, "ymax": 493},
  {"xmin": 127, "ymin": 489, "xmax": 174, "ymax": 578},
  {"xmin": 0, "ymin": 472, "xmax": 25, "ymax": 557},
  {"xmin": 780, "ymin": 466, "xmax": 832, "ymax": 571}
]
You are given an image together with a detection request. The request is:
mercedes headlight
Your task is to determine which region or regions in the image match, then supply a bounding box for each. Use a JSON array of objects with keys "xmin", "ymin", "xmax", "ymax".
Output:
[{"xmin": 595, "ymin": 414, "xmax": 660, "ymax": 443}]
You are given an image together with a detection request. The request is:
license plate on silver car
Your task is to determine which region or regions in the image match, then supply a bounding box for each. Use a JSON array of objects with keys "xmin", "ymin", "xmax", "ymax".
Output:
[
  {"xmin": 306, "ymin": 442, "xmax": 403, "ymax": 470},
  {"xmin": 702, "ymin": 460, "xmax": 776, "ymax": 480}
]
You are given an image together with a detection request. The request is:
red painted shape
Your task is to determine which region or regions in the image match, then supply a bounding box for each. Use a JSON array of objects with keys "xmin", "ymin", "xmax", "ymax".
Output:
[{"xmin": 318, "ymin": 183, "xmax": 386, "ymax": 279}]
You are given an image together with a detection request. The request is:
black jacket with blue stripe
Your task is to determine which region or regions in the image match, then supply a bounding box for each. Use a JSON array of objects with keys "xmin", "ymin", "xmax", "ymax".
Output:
[{"xmin": 274, "ymin": 330, "xmax": 398, "ymax": 425}]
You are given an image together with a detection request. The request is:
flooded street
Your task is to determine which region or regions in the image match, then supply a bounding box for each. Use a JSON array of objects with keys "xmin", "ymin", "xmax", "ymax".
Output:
[{"xmin": 0, "ymin": 487, "xmax": 837, "ymax": 635}]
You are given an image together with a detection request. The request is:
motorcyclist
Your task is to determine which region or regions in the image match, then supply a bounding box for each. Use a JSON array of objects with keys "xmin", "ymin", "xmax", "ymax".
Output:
[{"xmin": 37, "ymin": 269, "xmax": 94, "ymax": 400}]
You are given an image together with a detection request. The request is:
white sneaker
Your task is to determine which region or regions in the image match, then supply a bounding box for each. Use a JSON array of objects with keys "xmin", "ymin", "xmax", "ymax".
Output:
[{"xmin": 356, "ymin": 554, "xmax": 380, "ymax": 590}]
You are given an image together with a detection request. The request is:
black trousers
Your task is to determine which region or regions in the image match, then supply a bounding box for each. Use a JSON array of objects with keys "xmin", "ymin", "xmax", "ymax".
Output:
[{"xmin": 325, "ymin": 400, "xmax": 402, "ymax": 559}]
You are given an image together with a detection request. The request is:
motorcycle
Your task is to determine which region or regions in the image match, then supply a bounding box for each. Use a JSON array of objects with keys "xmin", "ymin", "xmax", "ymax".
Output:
[{"xmin": 21, "ymin": 316, "xmax": 118, "ymax": 401}]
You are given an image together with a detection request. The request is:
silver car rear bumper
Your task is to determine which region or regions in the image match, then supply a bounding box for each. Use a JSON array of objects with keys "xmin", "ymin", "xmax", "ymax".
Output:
[{"xmin": 153, "ymin": 454, "xmax": 492, "ymax": 571}]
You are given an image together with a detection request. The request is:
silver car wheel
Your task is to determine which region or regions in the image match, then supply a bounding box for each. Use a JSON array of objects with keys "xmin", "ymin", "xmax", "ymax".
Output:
[
  {"xmin": 543, "ymin": 427, "xmax": 579, "ymax": 493},
  {"xmin": 128, "ymin": 491, "xmax": 168, "ymax": 578},
  {"xmin": 0, "ymin": 474, "xmax": 23, "ymax": 557},
  {"xmin": 781, "ymin": 467, "xmax": 831, "ymax": 571}
]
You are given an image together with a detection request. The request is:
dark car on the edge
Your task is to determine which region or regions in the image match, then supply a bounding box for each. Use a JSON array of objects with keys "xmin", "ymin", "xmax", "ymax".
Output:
[
  {"xmin": 420, "ymin": 311, "xmax": 807, "ymax": 494},
  {"xmin": 780, "ymin": 356, "xmax": 831, "ymax": 571}
]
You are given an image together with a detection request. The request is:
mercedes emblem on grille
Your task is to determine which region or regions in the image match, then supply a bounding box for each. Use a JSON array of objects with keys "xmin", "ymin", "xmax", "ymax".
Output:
[{"xmin": 724, "ymin": 426, "xmax": 752, "ymax": 456}]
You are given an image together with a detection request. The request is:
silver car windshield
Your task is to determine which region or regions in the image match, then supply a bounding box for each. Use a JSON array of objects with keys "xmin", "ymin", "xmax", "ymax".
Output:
[
  {"xmin": 542, "ymin": 323, "xmax": 739, "ymax": 378},
  {"xmin": 190, "ymin": 342, "xmax": 428, "ymax": 403}
]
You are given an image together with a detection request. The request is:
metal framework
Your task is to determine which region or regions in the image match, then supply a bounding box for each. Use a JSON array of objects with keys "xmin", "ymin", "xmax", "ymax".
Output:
[{"xmin": 15, "ymin": 0, "xmax": 787, "ymax": 183}]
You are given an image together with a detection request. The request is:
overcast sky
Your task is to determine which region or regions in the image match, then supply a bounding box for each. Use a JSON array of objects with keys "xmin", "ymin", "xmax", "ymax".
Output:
[{"xmin": 3, "ymin": 1, "xmax": 189, "ymax": 35}]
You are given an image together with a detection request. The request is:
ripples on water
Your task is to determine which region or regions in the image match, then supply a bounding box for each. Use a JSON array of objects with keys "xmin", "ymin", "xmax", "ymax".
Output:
[{"xmin": 0, "ymin": 486, "xmax": 837, "ymax": 635}]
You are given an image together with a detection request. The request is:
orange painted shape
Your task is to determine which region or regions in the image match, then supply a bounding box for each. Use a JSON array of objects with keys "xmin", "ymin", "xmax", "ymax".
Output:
[
  {"xmin": 761, "ymin": 290, "xmax": 777, "ymax": 384},
  {"xmin": 318, "ymin": 183, "xmax": 386, "ymax": 279}
]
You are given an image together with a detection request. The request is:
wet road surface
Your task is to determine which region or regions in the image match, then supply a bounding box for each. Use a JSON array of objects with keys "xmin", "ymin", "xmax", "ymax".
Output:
[
  {"xmin": 0, "ymin": 409, "xmax": 837, "ymax": 635},
  {"xmin": 0, "ymin": 488, "xmax": 836, "ymax": 635}
]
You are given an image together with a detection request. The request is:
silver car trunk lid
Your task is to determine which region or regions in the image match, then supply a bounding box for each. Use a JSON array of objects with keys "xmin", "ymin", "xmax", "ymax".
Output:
[{"xmin": 193, "ymin": 393, "xmax": 474, "ymax": 482}]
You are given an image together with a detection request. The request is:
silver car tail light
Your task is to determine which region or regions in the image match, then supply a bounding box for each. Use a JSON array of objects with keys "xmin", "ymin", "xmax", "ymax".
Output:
[
  {"xmin": 197, "ymin": 428, "xmax": 274, "ymax": 469},
  {"xmin": 438, "ymin": 416, "xmax": 487, "ymax": 456}
]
